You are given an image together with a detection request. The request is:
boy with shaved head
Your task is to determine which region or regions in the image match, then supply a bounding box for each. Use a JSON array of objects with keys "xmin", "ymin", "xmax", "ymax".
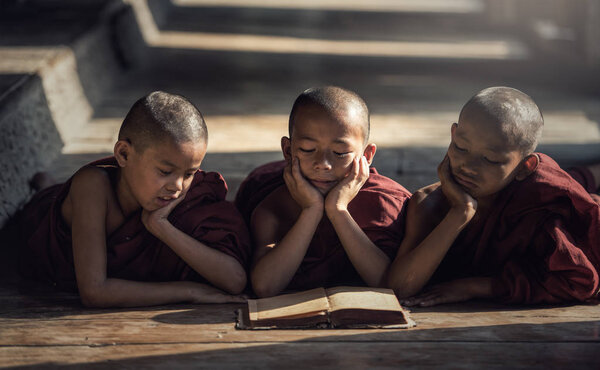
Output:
[
  {"xmin": 388, "ymin": 86, "xmax": 600, "ymax": 306},
  {"xmin": 235, "ymin": 86, "xmax": 411, "ymax": 298},
  {"xmin": 19, "ymin": 91, "xmax": 250, "ymax": 307}
]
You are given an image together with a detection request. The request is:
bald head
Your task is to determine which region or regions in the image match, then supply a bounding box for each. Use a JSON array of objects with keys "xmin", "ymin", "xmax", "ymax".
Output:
[
  {"xmin": 118, "ymin": 91, "xmax": 207, "ymax": 152},
  {"xmin": 460, "ymin": 86, "xmax": 543, "ymax": 155},
  {"xmin": 289, "ymin": 86, "xmax": 370, "ymax": 144}
]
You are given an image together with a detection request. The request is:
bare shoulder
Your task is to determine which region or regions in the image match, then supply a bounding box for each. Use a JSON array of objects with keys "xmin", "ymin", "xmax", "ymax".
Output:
[
  {"xmin": 251, "ymin": 185, "xmax": 297, "ymax": 239},
  {"xmin": 411, "ymin": 181, "xmax": 445, "ymax": 206},
  {"xmin": 253, "ymin": 185, "xmax": 296, "ymax": 222},
  {"xmin": 62, "ymin": 166, "xmax": 114, "ymax": 227},
  {"xmin": 407, "ymin": 182, "xmax": 449, "ymax": 227},
  {"xmin": 70, "ymin": 166, "xmax": 114, "ymax": 198}
]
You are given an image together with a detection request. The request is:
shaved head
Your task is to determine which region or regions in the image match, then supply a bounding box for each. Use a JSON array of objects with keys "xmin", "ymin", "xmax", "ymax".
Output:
[
  {"xmin": 289, "ymin": 86, "xmax": 370, "ymax": 144},
  {"xmin": 460, "ymin": 86, "xmax": 543, "ymax": 155},
  {"xmin": 118, "ymin": 91, "xmax": 207, "ymax": 152}
]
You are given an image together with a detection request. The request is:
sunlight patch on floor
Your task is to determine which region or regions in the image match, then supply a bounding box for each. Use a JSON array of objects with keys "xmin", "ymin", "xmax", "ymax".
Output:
[{"xmin": 173, "ymin": 0, "xmax": 485, "ymax": 14}]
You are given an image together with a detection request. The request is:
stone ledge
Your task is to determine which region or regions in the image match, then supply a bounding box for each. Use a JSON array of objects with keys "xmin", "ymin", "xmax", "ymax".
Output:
[{"xmin": 0, "ymin": 0, "xmax": 141, "ymax": 228}]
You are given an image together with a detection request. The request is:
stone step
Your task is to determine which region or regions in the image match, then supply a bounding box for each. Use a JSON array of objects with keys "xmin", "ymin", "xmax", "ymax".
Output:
[
  {"xmin": 154, "ymin": 0, "xmax": 492, "ymax": 41},
  {"xmin": 0, "ymin": 0, "xmax": 142, "ymax": 228},
  {"xmin": 136, "ymin": 0, "xmax": 531, "ymax": 63}
]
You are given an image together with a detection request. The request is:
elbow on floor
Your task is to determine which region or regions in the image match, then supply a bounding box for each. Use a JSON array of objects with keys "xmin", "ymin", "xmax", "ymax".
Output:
[
  {"xmin": 222, "ymin": 271, "xmax": 247, "ymax": 295},
  {"xmin": 79, "ymin": 290, "xmax": 112, "ymax": 308},
  {"xmin": 251, "ymin": 278, "xmax": 279, "ymax": 298}
]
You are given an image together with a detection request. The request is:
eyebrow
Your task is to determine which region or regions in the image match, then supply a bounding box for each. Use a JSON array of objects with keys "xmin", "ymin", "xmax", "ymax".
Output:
[
  {"xmin": 158, "ymin": 160, "xmax": 199, "ymax": 171},
  {"xmin": 297, "ymin": 136, "xmax": 352, "ymax": 145}
]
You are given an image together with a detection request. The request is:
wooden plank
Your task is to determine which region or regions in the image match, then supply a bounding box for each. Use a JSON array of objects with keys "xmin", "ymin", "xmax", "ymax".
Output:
[
  {"xmin": 1, "ymin": 342, "xmax": 599, "ymax": 369},
  {"xmin": 1, "ymin": 302, "xmax": 599, "ymax": 346}
]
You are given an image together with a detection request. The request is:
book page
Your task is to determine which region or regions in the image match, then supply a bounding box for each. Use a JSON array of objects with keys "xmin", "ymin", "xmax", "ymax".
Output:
[
  {"xmin": 249, "ymin": 287, "xmax": 330, "ymax": 321},
  {"xmin": 325, "ymin": 286, "xmax": 403, "ymax": 312}
]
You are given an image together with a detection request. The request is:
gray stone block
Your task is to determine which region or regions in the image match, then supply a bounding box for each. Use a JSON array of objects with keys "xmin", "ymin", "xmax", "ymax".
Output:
[
  {"xmin": 0, "ymin": 1, "xmax": 140, "ymax": 228},
  {"xmin": 0, "ymin": 75, "xmax": 63, "ymax": 228}
]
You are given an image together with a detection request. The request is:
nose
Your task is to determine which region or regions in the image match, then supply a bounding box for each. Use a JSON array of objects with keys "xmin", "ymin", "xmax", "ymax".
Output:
[
  {"xmin": 313, "ymin": 151, "xmax": 332, "ymax": 171},
  {"xmin": 460, "ymin": 157, "xmax": 480, "ymax": 176},
  {"xmin": 166, "ymin": 175, "xmax": 184, "ymax": 193}
]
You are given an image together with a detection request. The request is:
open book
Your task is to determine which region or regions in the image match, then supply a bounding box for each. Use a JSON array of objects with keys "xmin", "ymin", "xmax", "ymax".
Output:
[{"xmin": 236, "ymin": 286, "xmax": 415, "ymax": 329}]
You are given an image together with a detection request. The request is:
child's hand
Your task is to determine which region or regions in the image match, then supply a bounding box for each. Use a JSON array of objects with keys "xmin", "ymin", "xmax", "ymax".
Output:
[
  {"xmin": 438, "ymin": 155, "xmax": 477, "ymax": 220},
  {"xmin": 400, "ymin": 278, "xmax": 491, "ymax": 307},
  {"xmin": 141, "ymin": 189, "xmax": 188, "ymax": 237},
  {"xmin": 283, "ymin": 157, "xmax": 323, "ymax": 210},
  {"xmin": 325, "ymin": 156, "xmax": 369, "ymax": 213},
  {"xmin": 188, "ymin": 282, "xmax": 248, "ymax": 304}
]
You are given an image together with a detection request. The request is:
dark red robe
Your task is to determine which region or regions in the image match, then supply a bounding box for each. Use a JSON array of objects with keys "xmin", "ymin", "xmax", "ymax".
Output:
[
  {"xmin": 18, "ymin": 157, "xmax": 251, "ymax": 292},
  {"xmin": 235, "ymin": 160, "xmax": 411, "ymax": 291},
  {"xmin": 432, "ymin": 153, "xmax": 600, "ymax": 304},
  {"xmin": 567, "ymin": 166, "xmax": 598, "ymax": 193}
]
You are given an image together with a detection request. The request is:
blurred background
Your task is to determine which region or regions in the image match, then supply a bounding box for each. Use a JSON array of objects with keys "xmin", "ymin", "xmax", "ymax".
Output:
[{"xmin": 1, "ymin": 0, "xmax": 599, "ymax": 228}]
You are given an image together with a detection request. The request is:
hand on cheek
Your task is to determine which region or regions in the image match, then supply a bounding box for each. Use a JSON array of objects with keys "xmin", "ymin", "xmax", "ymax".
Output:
[
  {"xmin": 325, "ymin": 156, "xmax": 369, "ymax": 214},
  {"xmin": 438, "ymin": 154, "xmax": 477, "ymax": 220},
  {"xmin": 283, "ymin": 157, "xmax": 323, "ymax": 210},
  {"xmin": 142, "ymin": 188, "xmax": 188, "ymax": 237}
]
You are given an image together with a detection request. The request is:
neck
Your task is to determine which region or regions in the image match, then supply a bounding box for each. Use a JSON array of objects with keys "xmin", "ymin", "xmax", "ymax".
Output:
[{"xmin": 115, "ymin": 169, "xmax": 141, "ymax": 217}]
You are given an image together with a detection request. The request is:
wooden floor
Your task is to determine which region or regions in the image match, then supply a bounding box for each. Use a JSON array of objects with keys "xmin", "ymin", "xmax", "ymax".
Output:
[{"xmin": 1, "ymin": 273, "xmax": 599, "ymax": 369}]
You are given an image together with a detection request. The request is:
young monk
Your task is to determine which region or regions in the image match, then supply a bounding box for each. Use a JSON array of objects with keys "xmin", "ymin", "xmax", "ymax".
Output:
[
  {"xmin": 235, "ymin": 86, "xmax": 411, "ymax": 298},
  {"xmin": 387, "ymin": 86, "xmax": 600, "ymax": 306},
  {"xmin": 18, "ymin": 91, "xmax": 250, "ymax": 307}
]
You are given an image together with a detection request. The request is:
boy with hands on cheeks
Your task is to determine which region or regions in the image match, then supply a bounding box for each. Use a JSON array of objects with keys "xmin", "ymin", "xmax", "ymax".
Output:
[
  {"xmin": 387, "ymin": 86, "xmax": 600, "ymax": 307},
  {"xmin": 236, "ymin": 86, "xmax": 411, "ymax": 298},
  {"xmin": 19, "ymin": 91, "xmax": 251, "ymax": 307}
]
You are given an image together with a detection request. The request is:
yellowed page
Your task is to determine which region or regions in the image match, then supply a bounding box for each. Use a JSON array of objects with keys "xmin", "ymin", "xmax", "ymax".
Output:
[
  {"xmin": 325, "ymin": 286, "xmax": 402, "ymax": 312},
  {"xmin": 249, "ymin": 288, "xmax": 330, "ymax": 321}
]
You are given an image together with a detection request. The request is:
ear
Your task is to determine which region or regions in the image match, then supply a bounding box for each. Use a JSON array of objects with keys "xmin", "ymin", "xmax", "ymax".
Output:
[
  {"xmin": 281, "ymin": 136, "xmax": 292, "ymax": 161},
  {"xmin": 451, "ymin": 122, "xmax": 458, "ymax": 137},
  {"xmin": 515, "ymin": 153, "xmax": 539, "ymax": 181},
  {"xmin": 114, "ymin": 140, "xmax": 132, "ymax": 168},
  {"xmin": 362, "ymin": 143, "xmax": 377, "ymax": 165}
]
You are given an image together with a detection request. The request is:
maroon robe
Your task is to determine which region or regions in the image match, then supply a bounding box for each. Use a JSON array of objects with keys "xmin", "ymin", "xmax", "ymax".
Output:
[
  {"xmin": 18, "ymin": 157, "xmax": 251, "ymax": 291},
  {"xmin": 432, "ymin": 153, "xmax": 600, "ymax": 304},
  {"xmin": 235, "ymin": 160, "xmax": 411, "ymax": 291},
  {"xmin": 567, "ymin": 166, "xmax": 598, "ymax": 193}
]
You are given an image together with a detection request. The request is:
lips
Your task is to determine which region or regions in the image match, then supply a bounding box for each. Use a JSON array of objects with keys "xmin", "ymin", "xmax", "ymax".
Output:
[
  {"xmin": 155, "ymin": 195, "xmax": 177, "ymax": 207},
  {"xmin": 452, "ymin": 172, "xmax": 477, "ymax": 189},
  {"xmin": 309, "ymin": 178, "xmax": 337, "ymax": 189}
]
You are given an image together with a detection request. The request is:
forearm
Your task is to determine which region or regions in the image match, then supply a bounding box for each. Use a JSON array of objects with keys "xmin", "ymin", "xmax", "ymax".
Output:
[
  {"xmin": 327, "ymin": 208, "xmax": 390, "ymax": 287},
  {"xmin": 79, "ymin": 279, "xmax": 196, "ymax": 308},
  {"xmin": 388, "ymin": 208, "xmax": 472, "ymax": 298},
  {"xmin": 465, "ymin": 277, "xmax": 495, "ymax": 299},
  {"xmin": 152, "ymin": 222, "xmax": 247, "ymax": 294},
  {"xmin": 251, "ymin": 207, "xmax": 322, "ymax": 297}
]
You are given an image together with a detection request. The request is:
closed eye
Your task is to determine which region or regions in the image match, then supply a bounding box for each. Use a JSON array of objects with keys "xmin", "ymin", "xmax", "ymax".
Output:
[
  {"xmin": 453, "ymin": 142, "xmax": 467, "ymax": 152},
  {"xmin": 484, "ymin": 157, "xmax": 502, "ymax": 165},
  {"xmin": 158, "ymin": 169, "xmax": 171, "ymax": 176},
  {"xmin": 333, "ymin": 151, "xmax": 351, "ymax": 157},
  {"xmin": 299, "ymin": 148, "xmax": 315, "ymax": 153},
  {"xmin": 184, "ymin": 171, "xmax": 195, "ymax": 179}
]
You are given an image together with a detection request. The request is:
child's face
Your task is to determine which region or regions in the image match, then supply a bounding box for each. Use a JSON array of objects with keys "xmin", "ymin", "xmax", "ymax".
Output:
[
  {"xmin": 447, "ymin": 114, "xmax": 524, "ymax": 199},
  {"xmin": 282, "ymin": 106, "xmax": 371, "ymax": 195},
  {"xmin": 124, "ymin": 139, "xmax": 206, "ymax": 211}
]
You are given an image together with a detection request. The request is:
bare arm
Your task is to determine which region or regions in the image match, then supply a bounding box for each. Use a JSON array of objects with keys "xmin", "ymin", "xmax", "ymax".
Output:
[
  {"xmin": 70, "ymin": 169, "xmax": 243, "ymax": 308},
  {"xmin": 250, "ymin": 158, "xmax": 323, "ymax": 298},
  {"xmin": 325, "ymin": 156, "xmax": 391, "ymax": 287},
  {"xmin": 387, "ymin": 156, "xmax": 477, "ymax": 298},
  {"xmin": 142, "ymin": 203, "xmax": 247, "ymax": 294},
  {"xmin": 401, "ymin": 277, "xmax": 496, "ymax": 307}
]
